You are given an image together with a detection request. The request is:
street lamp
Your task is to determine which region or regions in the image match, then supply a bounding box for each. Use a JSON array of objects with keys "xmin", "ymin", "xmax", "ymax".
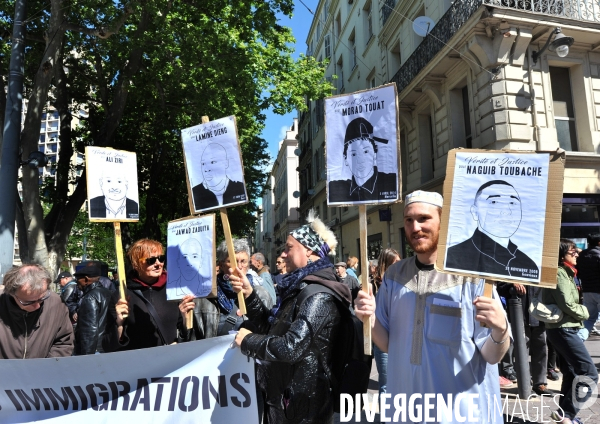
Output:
[{"xmin": 532, "ymin": 27, "xmax": 574, "ymax": 64}]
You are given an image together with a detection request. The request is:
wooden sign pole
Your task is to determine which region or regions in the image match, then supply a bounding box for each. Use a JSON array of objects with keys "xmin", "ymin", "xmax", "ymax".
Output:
[
  {"xmin": 113, "ymin": 222, "xmax": 128, "ymax": 318},
  {"xmin": 481, "ymin": 279, "xmax": 494, "ymax": 327},
  {"xmin": 221, "ymin": 208, "xmax": 247, "ymax": 315},
  {"xmin": 358, "ymin": 205, "xmax": 372, "ymax": 355}
]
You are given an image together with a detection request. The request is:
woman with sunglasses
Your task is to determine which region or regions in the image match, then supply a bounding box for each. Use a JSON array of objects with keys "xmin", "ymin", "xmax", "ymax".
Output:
[
  {"xmin": 108, "ymin": 239, "xmax": 180, "ymax": 351},
  {"xmin": 543, "ymin": 239, "xmax": 598, "ymax": 424}
]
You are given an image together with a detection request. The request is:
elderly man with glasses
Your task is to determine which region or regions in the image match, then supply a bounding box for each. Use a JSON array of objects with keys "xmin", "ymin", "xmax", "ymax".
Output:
[{"xmin": 0, "ymin": 264, "xmax": 74, "ymax": 359}]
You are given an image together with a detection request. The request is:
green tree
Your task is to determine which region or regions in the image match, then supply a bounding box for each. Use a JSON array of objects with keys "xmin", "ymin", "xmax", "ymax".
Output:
[{"xmin": 0, "ymin": 0, "xmax": 330, "ymax": 277}]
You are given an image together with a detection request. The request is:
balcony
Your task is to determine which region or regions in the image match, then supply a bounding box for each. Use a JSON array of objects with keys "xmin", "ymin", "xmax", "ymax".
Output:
[{"xmin": 389, "ymin": 0, "xmax": 600, "ymax": 94}]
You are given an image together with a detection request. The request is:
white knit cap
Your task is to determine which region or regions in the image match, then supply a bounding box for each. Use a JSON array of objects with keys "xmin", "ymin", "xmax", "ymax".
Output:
[{"xmin": 404, "ymin": 190, "xmax": 443, "ymax": 208}]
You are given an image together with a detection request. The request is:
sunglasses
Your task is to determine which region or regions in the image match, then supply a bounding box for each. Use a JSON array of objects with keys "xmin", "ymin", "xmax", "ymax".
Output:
[
  {"xmin": 141, "ymin": 255, "xmax": 166, "ymax": 266},
  {"xmin": 566, "ymin": 251, "xmax": 579, "ymax": 257},
  {"xmin": 14, "ymin": 290, "xmax": 51, "ymax": 307}
]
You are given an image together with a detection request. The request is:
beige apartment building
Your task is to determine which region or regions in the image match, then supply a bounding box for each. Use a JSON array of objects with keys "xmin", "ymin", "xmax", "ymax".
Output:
[
  {"xmin": 255, "ymin": 119, "xmax": 302, "ymax": 265},
  {"xmin": 291, "ymin": 0, "xmax": 600, "ymax": 264}
]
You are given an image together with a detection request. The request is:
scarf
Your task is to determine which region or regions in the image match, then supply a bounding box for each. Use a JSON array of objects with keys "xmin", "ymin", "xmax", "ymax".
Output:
[
  {"xmin": 215, "ymin": 272, "xmax": 256, "ymax": 314},
  {"xmin": 270, "ymin": 257, "xmax": 333, "ymax": 323},
  {"xmin": 130, "ymin": 271, "xmax": 167, "ymax": 288}
]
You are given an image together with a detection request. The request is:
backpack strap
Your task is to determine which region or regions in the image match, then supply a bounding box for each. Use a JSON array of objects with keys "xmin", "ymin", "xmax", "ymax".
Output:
[{"xmin": 130, "ymin": 289, "xmax": 169, "ymax": 345}]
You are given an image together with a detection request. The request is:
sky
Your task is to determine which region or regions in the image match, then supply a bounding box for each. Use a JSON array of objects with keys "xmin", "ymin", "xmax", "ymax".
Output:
[{"xmin": 260, "ymin": 1, "xmax": 316, "ymax": 160}]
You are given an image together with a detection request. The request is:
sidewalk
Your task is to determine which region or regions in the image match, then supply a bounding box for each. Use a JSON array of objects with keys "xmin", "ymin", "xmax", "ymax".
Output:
[{"xmin": 334, "ymin": 333, "xmax": 600, "ymax": 423}]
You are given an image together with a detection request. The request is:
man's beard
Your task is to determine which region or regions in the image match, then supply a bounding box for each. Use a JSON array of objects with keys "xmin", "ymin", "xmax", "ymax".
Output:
[{"xmin": 408, "ymin": 230, "xmax": 439, "ymax": 254}]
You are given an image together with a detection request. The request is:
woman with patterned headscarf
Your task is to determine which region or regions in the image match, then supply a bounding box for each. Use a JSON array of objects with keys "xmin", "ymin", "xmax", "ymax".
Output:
[{"xmin": 230, "ymin": 210, "xmax": 352, "ymax": 424}]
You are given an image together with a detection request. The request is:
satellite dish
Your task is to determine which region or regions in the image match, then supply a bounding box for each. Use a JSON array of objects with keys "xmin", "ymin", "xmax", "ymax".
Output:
[
  {"xmin": 293, "ymin": 191, "xmax": 300, "ymax": 198},
  {"xmin": 294, "ymin": 148, "xmax": 301, "ymax": 156},
  {"xmin": 412, "ymin": 16, "xmax": 435, "ymax": 37}
]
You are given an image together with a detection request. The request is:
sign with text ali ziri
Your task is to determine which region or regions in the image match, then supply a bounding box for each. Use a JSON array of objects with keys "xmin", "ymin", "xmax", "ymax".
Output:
[{"xmin": 85, "ymin": 146, "xmax": 139, "ymax": 222}]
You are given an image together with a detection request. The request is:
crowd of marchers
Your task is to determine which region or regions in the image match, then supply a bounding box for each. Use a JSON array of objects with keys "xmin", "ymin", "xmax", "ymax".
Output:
[{"xmin": 0, "ymin": 190, "xmax": 599, "ymax": 424}]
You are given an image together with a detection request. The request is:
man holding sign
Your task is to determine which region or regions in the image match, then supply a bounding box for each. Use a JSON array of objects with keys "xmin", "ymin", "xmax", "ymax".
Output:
[{"xmin": 355, "ymin": 191, "xmax": 510, "ymax": 422}]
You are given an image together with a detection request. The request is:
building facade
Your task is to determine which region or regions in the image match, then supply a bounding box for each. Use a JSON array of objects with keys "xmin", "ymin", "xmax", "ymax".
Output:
[
  {"xmin": 295, "ymin": 0, "xmax": 600, "ymax": 266},
  {"xmin": 256, "ymin": 119, "xmax": 301, "ymax": 265}
]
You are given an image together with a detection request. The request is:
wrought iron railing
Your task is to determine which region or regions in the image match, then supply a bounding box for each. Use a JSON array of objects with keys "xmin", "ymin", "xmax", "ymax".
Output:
[
  {"xmin": 389, "ymin": 0, "xmax": 482, "ymax": 94},
  {"xmin": 485, "ymin": 0, "xmax": 600, "ymax": 22},
  {"xmin": 389, "ymin": 0, "xmax": 600, "ymax": 94}
]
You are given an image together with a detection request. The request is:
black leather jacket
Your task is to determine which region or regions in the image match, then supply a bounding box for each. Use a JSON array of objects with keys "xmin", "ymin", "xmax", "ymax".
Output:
[
  {"xmin": 241, "ymin": 267, "xmax": 350, "ymax": 424},
  {"xmin": 74, "ymin": 281, "xmax": 117, "ymax": 355}
]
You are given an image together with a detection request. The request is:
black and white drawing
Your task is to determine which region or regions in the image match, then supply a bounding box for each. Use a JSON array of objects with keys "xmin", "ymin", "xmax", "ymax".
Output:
[
  {"xmin": 444, "ymin": 152, "xmax": 549, "ymax": 283},
  {"xmin": 86, "ymin": 147, "xmax": 139, "ymax": 222},
  {"xmin": 326, "ymin": 84, "xmax": 399, "ymax": 206},
  {"xmin": 167, "ymin": 215, "xmax": 216, "ymax": 300},
  {"xmin": 181, "ymin": 116, "xmax": 248, "ymax": 213}
]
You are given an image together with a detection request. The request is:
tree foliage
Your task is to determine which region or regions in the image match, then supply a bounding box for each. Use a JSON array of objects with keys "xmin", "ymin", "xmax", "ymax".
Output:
[{"xmin": 0, "ymin": 0, "xmax": 330, "ymax": 276}]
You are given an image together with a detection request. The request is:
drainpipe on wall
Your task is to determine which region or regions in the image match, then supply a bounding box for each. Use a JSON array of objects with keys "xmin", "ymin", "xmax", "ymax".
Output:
[{"xmin": 527, "ymin": 47, "xmax": 542, "ymax": 151}]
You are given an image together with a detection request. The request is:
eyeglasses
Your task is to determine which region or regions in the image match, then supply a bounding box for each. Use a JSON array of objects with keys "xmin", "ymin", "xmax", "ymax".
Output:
[
  {"xmin": 13, "ymin": 290, "xmax": 51, "ymax": 307},
  {"xmin": 141, "ymin": 255, "xmax": 166, "ymax": 266},
  {"xmin": 276, "ymin": 261, "xmax": 283, "ymax": 265},
  {"xmin": 566, "ymin": 251, "xmax": 579, "ymax": 257}
]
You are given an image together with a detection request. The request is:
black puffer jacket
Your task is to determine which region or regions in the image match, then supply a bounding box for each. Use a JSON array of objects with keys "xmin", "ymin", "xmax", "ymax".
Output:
[
  {"xmin": 577, "ymin": 245, "xmax": 600, "ymax": 293},
  {"xmin": 241, "ymin": 267, "xmax": 351, "ymax": 424},
  {"xmin": 74, "ymin": 281, "xmax": 117, "ymax": 355}
]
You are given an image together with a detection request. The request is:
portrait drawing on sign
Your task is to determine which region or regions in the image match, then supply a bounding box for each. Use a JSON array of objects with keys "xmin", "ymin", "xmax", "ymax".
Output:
[
  {"xmin": 328, "ymin": 117, "xmax": 397, "ymax": 203},
  {"xmin": 191, "ymin": 143, "xmax": 246, "ymax": 210},
  {"xmin": 445, "ymin": 180, "xmax": 539, "ymax": 279},
  {"xmin": 173, "ymin": 238, "xmax": 211, "ymax": 297},
  {"xmin": 89, "ymin": 168, "xmax": 139, "ymax": 220}
]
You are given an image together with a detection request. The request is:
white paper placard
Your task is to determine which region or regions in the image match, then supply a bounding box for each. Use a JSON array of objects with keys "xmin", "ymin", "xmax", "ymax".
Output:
[
  {"xmin": 181, "ymin": 116, "xmax": 248, "ymax": 213},
  {"xmin": 326, "ymin": 84, "xmax": 399, "ymax": 206},
  {"xmin": 443, "ymin": 152, "xmax": 549, "ymax": 283},
  {"xmin": 85, "ymin": 146, "xmax": 139, "ymax": 222},
  {"xmin": 166, "ymin": 215, "xmax": 216, "ymax": 300}
]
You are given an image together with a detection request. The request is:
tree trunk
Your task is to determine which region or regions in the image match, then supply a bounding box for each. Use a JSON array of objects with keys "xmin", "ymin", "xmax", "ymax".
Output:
[{"xmin": 20, "ymin": 0, "xmax": 65, "ymax": 272}]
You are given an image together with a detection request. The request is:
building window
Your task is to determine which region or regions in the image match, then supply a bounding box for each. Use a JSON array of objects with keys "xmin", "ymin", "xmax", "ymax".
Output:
[
  {"xmin": 389, "ymin": 40, "xmax": 401, "ymax": 76},
  {"xmin": 371, "ymin": 77, "xmax": 376, "ymax": 88},
  {"xmin": 337, "ymin": 56, "xmax": 344, "ymax": 92},
  {"xmin": 364, "ymin": 1, "xmax": 373, "ymax": 44},
  {"xmin": 418, "ymin": 113, "xmax": 435, "ymax": 183},
  {"xmin": 450, "ymin": 82, "xmax": 472, "ymax": 149},
  {"xmin": 335, "ymin": 12, "xmax": 342, "ymax": 40},
  {"xmin": 322, "ymin": 201, "xmax": 328, "ymax": 220},
  {"xmin": 324, "ymin": 35, "xmax": 331, "ymax": 59},
  {"xmin": 349, "ymin": 30, "xmax": 357, "ymax": 70},
  {"xmin": 549, "ymin": 66, "xmax": 578, "ymax": 151}
]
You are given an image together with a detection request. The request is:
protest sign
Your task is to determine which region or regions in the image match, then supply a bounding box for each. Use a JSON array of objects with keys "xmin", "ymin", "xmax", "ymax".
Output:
[
  {"xmin": 166, "ymin": 215, "xmax": 217, "ymax": 300},
  {"xmin": 85, "ymin": 146, "xmax": 139, "ymax": 222},
  {"xmin": 181, "ymin": 116, "xmax": 248, "ymax": 214},
  {"xmin": 325, "ymin": 83, "xmax": 400, "ymax": 354},
  {"xmin": 326, "ymin": 83, "xmax": 400, "ymax": 206},
  {"xmin": 437, "ymin": 149, "xmax": 565, "ymax": 288},
  {"xmin": 0, "ymin": 336, "xmax": 257, "ymax": 424}
]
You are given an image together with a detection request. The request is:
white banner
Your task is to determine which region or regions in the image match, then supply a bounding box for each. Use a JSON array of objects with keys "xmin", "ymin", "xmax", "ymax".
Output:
[{"xmin": 0, "ymin": 335, "xmax": 258, "ymax": 424}]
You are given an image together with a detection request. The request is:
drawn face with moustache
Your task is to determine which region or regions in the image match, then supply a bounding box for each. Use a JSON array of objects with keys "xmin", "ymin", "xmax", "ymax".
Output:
[{"xmin": 100, "ymin": 174, "xmax": 128, "ymax": 202}]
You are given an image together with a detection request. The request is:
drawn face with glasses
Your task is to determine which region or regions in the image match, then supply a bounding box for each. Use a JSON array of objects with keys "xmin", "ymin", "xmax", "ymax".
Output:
[{"xmin": 12, "ymin": 287, "xmax": 51, "ymax": 312}]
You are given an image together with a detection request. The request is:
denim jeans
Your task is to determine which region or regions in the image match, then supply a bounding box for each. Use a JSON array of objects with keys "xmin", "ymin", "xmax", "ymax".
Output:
[
  {"xmin": 373, "ymin": 344, "xmax": 387, "ymax": 394},
  {"xmin": 546, "ymin": 327, "xmax": 598, "ymax": 419},
  {"xmin": 583, "ymin": 292, "xmax": 600, "ymax": 332}
]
